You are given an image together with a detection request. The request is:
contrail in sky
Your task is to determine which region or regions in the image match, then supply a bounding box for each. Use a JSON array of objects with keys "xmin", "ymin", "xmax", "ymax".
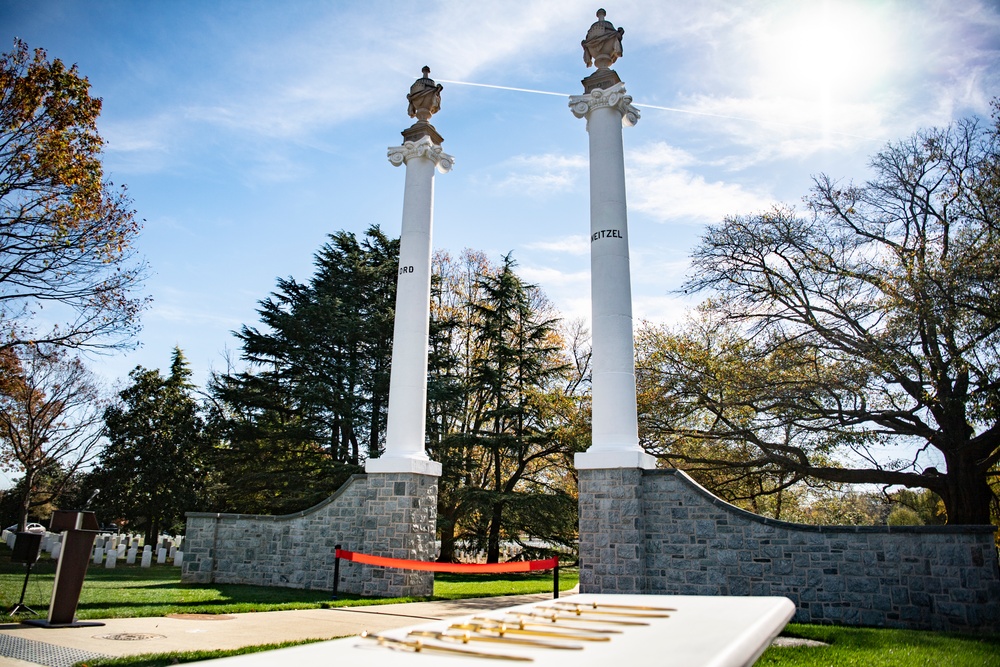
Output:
[
  {"xmin": 436, "ymin": 79, "xmax": 570, "ymax": 98},
  {"xmin": 437, "ymin": 79, "xmax": 874, "ymax": 140}
]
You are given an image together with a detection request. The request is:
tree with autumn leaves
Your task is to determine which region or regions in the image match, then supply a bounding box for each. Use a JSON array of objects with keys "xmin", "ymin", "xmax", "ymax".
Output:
[
  {"xmin": 428, "ymin": 252, "xmax": 586, "ymax": 562},
  {"xmin": 0, "ymin": 40, "xmax": 146, "ymax": 526},
  {"xmin": 0, "ymin": 39, "xmax": 146, "ymax": 354},
  {"xmin": 638, "ymin": 112, "xmax": 1000, "ymax": 526},
  {"xmin": 0, "ymin": 344, "xmax": 105, "ymax": 530}
]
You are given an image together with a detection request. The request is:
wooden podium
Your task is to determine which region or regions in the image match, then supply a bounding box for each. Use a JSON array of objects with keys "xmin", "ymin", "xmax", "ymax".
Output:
[{"xmin": 22, "ymin": 510, "xmax": 105, "ymax": 628}]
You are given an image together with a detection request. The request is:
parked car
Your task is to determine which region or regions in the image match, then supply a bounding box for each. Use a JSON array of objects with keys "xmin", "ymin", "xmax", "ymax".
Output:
[{"xmin": 4, "ymin": 523, "xmax": 45, "ymax": 533}]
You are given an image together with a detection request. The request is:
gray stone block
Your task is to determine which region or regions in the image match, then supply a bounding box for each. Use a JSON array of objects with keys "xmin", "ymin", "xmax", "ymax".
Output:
[{"xmin": 580, "ymin": 468, "xmax": 1000, "ymax": 632}]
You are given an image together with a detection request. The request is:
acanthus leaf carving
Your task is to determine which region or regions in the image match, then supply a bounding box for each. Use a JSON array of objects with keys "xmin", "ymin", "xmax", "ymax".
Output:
[
  {"xmin": 387, "ymin": 135, "xmax": 454, "ymax": 173},
  {"xmin": 568, "ymin": 82, "xmax": 640, "ymax": 128}
]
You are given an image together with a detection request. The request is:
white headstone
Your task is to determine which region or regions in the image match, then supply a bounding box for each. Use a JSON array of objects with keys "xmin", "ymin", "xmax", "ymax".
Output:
[
  {"xmin": 93, "ymin": 546, "xmax": 104, "ymax": 564},
  {"xmin": 141, "ymin": 550, "xmax": 152, "ymax": 568},
  {"xmin": 174, "ymin": 550, "xmax": 183, "ymax": 567},
  {"xmin": 51, "ymin": 542, "xmax": 61, "ymax": 560},
  {"xmin": 105, "ymin": 549, "xmax": 118, "ymax": 568},
  {"xmin": 126, "ymin": 546, "xmax": 138, "ymax": 565},
  {"xmin": 157, "ymin": 547, "xmax": 167, "ymax": 564},
  {"xmin": 169, "ymin": 545, "xmax": 177, "ymax": 559}
]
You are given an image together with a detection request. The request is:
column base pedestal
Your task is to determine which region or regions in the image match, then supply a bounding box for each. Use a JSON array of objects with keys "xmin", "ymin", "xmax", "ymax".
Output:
[
  {"xmin": 365, "ymin": 456, "xmax": 442, "ymax": 476},
  {"xmin": 577, "ymin": 468, "xmax": 647, "ymax": 594},
  {"xmin": 575, "ymin": 449, "xmax": 655, "ymax": 469},
  {"xmin": 355, "ymin": 471, "xmax": 438, "ymax": 597}
]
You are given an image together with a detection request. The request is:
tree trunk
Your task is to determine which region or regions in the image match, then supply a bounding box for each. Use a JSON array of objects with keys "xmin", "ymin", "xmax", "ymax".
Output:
[
  {"xmin": 369, "ymin": 389, "xmax": 383, "ymax": 460},
  {"xmin": 486, "ymin": 501, "xmax": 503, "ymax": 563},
  {"xmin": 18, "ymin": 469, "xmax": 34, "ymax": 531},
  {"xmin": 941, "ymin": 449, "xmax": 993, "ymax": 524},
  {"xmin": 437, "ymin": 508, "xmax": 457, "ymax": 562},
  {"xmin": 145, "ymin": 516, "xmax": 160, "ymax": 546}
]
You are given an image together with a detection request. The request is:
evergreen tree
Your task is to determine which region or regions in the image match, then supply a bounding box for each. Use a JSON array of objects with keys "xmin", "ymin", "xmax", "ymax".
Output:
[
  {"xmin": 463, "ymin": 255, "xmax": 575, "ymax": 562},
  {"xmin": 206, "ymin": 227, "xmax": 396, "ymax": 513},
  {"xmin": 93, "ymin": 348, "xmax": 206, "ymax": 542},
  {"xmin": 428, "ymin": 251, "xmax": 585, "ymax": 562}
]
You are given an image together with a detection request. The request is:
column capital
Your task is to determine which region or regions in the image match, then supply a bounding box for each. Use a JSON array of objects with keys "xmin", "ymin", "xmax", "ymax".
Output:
[
  {"xmin": 387, "ymin": 135, "xmax": 454, "ymax": 173},
  {"xmin": 569, "ymin": 82, "xmax": 640, "ymax": 127}
]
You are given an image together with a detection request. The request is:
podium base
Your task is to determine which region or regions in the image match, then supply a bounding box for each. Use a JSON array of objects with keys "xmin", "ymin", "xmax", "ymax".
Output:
[{"xmin": 21, "ymin": 619, "xmax": 106, "ymax": 628}]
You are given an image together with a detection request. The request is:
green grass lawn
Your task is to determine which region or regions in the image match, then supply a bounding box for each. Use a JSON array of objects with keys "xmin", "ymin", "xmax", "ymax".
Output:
[
  {"xmin": 757, "ymin": 623, "xmax": 1000, "ymax": 667},
  {"xmin": 1, "ymin": 553, "xmax": 996, "ymax": 667},
  {"xmin": 0, "ymin": 553, "xmax": 576, "ymax": 620}
]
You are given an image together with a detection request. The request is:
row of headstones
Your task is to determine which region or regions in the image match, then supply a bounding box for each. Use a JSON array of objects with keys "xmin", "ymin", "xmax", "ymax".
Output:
[
  {"xmin": 93, "ymin": 539, "xmax": 184, "ymax": 569},
  {"xmin": 448, "ymin": 540, "xmax": 524, "ymax": 563},
  {"xmin": 2, "ymin": 530, "xmax": 184, "ymax": 568}
]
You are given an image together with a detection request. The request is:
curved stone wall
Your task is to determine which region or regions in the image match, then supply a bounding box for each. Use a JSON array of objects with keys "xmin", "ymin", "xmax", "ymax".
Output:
[
  {"xmin": 578, "ymin": 468, "xmax": 1000, "ymax": 631},
  {"xmin": 182, "ymin": 472, "xmax": 437, "ymax": 598}
]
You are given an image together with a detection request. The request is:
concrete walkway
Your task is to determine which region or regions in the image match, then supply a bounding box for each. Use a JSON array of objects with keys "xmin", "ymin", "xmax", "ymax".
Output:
[{"xmin": 0, "ymin": 593, "xmax": 559, "ymax": 667}]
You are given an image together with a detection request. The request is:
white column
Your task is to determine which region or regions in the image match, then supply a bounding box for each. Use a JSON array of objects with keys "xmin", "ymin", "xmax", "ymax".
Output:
[
  {"xmin": 571, "ymin": 83, "xmax": 655, "ymax": 470},
  {"xmin": 365, "ymin": 135, "xmax": 452, "ymax": 476}
]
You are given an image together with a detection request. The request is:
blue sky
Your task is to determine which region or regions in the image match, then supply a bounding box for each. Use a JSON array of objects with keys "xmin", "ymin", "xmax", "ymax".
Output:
[{"xmin": 3, "ymin": 0, "xmax": 999, "ymax": 392}]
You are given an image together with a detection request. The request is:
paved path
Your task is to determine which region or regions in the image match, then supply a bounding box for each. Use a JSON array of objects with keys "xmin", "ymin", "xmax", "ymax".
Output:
[{"xmin": 0, "ymin": 593, "xmax": 558, "ymax": 667}]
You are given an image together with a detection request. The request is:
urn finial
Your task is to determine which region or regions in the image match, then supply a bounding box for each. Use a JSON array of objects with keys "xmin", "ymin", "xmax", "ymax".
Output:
[
  {"xmin": 582, "ymin": 8, "xmax": 625, "ymax": 70},
  {"xmin": 407, "ymin": 66, "xmax": 442, "ymax": 122},
  {"xmin": 402, "ymin": 66, "xmax": 444, "ymax": 144}
]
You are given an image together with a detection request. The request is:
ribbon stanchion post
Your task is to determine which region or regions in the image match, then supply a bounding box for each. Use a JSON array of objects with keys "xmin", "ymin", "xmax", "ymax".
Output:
[{"xmin": 333, "ymin": 544, "xmax": 342, "ymax": 598}]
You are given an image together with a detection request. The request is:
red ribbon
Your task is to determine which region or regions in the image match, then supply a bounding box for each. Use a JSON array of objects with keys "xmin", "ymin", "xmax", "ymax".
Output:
[{"xmin": 335, "ymin": 548, "xmax": 558, "ymax": 573}]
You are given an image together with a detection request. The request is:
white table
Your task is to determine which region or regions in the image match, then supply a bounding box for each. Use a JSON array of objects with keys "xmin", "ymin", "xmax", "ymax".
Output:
[{"xmin": 187, "ymin": 594, "xmax": 795, "ymax": 667}]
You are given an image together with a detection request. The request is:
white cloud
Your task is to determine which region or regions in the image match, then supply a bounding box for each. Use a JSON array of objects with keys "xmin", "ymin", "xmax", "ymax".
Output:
[
  {"xmin": 518, "ymin": 262, "xmax": 591, "ymax": 322},
  {"xmin": 100, "ymin": 114, "xmax": 177, "ymax": 175},
  {"xmin": 519, "ymin": 264, "xmax": 588, "ymax": 289},
  {"xmin": 493, "ymin": 153, "xmax": 587, "ymax": 195},
  {"xmin": 649, "ymin": 0, "xmax": 999, "ymax": 161},
  {"xmin": 633, "ymin": 293, "xmax": 695, "ymax": 327},
  {"xmin": 630, "ymin": 249, "xmax": 690, "ymax": 287},
  {"xmin": 524, "ymin": 234, "xmax": 590, "ymax": 256},
  {"xmin": 176, "ymin": 0, "xmax": 585, "ymax": 141},
  {"xmin": 626, "ymin": 141, "xmax": 775, "ymax": 223},
  {"xmin": 149, "ymin": 303, "xmax": 241, "ymax": 329}
]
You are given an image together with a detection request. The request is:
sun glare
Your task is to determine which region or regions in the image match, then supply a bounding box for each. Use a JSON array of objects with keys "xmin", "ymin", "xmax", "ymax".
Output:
[{"xmin": 756, "ymin": 2, "xmax": 896, "ymax": 101}]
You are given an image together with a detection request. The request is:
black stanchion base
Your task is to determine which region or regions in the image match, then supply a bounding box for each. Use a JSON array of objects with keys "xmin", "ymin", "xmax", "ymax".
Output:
[{"xmin": 21, "ymin": 619, "xmax": 106, "ymax": 628}]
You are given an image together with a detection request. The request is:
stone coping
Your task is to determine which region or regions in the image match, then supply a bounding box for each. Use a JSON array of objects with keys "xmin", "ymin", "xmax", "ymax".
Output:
[{"xmin": 646, "ymin": 468, "xmax": 997, "ymax": 535}]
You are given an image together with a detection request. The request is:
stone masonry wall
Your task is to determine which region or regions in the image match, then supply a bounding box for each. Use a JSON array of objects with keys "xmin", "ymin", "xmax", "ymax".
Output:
[
  {"xmin": 579, "ymin": 468, "xmax": 1000, "ymax": 632},
  {"xmin": 182, "ymin": 472, "xmax": 438, "ymax": 597},
  {"xmin": 578, "ymin": 468, "xmax": 646, "ymax": 594}
]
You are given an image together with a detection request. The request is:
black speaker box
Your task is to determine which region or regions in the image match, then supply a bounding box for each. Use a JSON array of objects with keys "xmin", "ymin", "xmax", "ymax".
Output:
[{"xmin": 11, "ymin": 531, "xmax": 42, "ymax": 564}]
